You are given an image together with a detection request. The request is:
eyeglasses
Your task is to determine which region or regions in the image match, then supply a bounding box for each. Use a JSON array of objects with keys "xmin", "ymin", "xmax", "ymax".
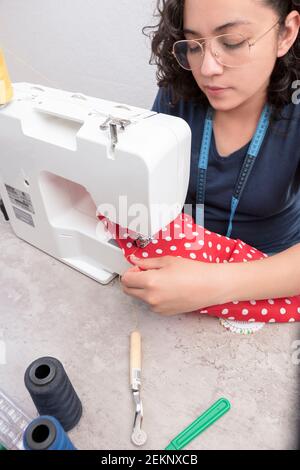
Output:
[{"xmin": 172, "ymin": 21, "xmax": 280, "ymax": 70}]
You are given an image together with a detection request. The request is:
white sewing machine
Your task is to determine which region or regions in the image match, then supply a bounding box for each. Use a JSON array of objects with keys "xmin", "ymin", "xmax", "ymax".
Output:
[{"xmin": 0, "ymin": 83, "xmax": 191, "ymax": 284}]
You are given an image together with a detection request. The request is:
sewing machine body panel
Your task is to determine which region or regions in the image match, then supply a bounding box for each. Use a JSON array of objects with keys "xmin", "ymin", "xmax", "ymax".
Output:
[{"xmin": 0, "ymin": 83, "xmax": 191, "ymax": 284}]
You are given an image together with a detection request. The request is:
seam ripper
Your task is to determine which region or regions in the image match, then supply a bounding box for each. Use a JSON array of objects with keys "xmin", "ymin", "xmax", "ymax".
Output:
[{"xmin": 130, "ymin": 331, "xmax": 147, "ymax": 446}]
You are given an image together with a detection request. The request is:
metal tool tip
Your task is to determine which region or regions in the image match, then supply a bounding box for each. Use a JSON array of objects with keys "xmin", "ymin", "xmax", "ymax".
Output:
[{"xmin": 131, "ymin": 429, "xmax": 147, "ymax": 447}]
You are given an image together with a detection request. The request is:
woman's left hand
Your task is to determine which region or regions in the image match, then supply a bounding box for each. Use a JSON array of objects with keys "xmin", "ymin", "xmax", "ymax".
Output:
[{"xmin": 120, "ymin": 254, "xmax": 227, "ymax": 316}]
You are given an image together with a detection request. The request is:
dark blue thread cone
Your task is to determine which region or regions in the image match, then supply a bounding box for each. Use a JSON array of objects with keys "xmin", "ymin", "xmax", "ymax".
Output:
[{"xmin": 23, "ymin": 416, "xmax": 76, "ymax": 450}]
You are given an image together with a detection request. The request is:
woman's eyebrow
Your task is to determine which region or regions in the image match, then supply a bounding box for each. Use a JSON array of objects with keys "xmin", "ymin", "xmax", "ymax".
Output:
[{"xmin": 183, "ymin": 20, "xmax": 252, "ymax": 36}]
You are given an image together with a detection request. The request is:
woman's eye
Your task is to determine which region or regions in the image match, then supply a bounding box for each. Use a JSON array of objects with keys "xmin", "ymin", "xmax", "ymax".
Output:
[
  {"xmin": 188, "ymin": 45, "xmax": 201, "ymax": 53},
  {"xmin": 222, "ymin": 41, "xmax": 246, "ymax": 49}
]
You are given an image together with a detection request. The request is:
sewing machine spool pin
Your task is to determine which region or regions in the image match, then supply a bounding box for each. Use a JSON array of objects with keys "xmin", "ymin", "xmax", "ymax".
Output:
[
  {"xmin": 110, "ymin": 123, "xmax": 118, "ymax": 150},
  {"xmin": 100, "ymin": 116, "xmax": 132, "ymax": 151}
]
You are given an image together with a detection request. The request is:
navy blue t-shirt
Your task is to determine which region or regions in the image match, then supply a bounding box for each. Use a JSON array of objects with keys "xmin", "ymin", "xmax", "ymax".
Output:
[{"xmin": 152, "ymin": 87, "xmax": 300, "ymax": 255}]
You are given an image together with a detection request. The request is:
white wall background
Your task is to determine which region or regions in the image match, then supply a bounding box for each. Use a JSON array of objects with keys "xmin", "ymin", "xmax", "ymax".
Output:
[{"xmin": 0, "ymin": 0, "xmax": 159, "ymax": 108}]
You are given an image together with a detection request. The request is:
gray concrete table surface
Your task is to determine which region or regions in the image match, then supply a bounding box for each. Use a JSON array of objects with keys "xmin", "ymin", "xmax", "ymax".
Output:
[{"xmin": 0, "ymin": 216, "xmax": 299, "ymax": 450}]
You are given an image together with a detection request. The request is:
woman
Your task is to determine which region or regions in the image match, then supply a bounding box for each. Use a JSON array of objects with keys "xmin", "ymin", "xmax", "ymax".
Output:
[{"xmin": 120, "ymin": 0, "xmax": 300, "ymax": 318}]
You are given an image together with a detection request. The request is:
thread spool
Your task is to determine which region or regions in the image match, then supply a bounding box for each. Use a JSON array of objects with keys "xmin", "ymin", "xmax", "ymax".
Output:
[
  {"xmin": 24, "ymin": 357, "xmax": 82, "ymax": 432},
  {"xmin": 23, "ymin": 416, "xmax": 76, "ymax": 450}
]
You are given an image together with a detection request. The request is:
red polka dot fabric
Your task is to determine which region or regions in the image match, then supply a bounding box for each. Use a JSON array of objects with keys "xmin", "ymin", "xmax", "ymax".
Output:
[{"xmin": 98, "ymin": 212, "xmax": 300, "ymax": 324}]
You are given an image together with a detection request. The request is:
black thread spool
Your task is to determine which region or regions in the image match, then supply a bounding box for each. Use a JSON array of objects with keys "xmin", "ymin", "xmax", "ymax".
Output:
[{"xmin": 24, "ymin": 357, "xmax": 82, "ymax": 431}]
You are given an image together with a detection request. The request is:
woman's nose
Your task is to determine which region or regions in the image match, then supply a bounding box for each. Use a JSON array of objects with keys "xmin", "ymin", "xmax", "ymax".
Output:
[{"xmin": 199, "ymin": 44, "xmax": 224, "ymax": 77}]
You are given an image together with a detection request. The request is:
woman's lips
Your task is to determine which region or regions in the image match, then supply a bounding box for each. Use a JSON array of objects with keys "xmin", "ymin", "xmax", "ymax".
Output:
[{"xmin": 204, "ymin": 86, "xmax": 231, "ymax": 96}]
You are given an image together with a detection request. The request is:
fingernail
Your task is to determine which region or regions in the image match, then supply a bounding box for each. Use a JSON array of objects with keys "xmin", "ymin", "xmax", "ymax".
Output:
[{"xmin": 130, "ymin": 254, "xmax": 139, "ymax": 260}]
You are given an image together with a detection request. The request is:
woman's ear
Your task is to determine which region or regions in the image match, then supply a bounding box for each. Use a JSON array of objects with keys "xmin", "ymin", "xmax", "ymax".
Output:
[{"xmin": 277, "ymin": 11, "xmax": 300, "ymax": 58}]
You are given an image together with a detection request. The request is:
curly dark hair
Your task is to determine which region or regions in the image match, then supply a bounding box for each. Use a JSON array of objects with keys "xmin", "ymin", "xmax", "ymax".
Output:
[{"xmin": 143, "ymin": 0, "xmax": 300, "ymax": 119}]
